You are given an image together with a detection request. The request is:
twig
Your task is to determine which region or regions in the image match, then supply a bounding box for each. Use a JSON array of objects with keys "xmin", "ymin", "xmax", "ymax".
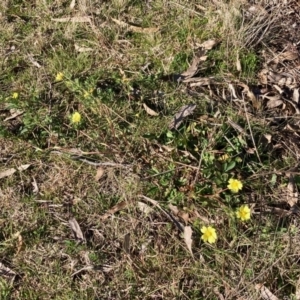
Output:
[
  {"xmin": 242, "ymin": 100, "xmax": 262, "ymax": 164},
  {"xmin": 75, "ymin": 157, "xmax": 131, "ymax": 168},
  {"xmin": 142, "ymin": 167, "xmax": 182, "ymax": 180},
  {"xmin": 192, "ymin": 144, "xmax": 206, "ymax": 186},
  {"xmin": 139, "ymin": 195, "xmax": 184, "ymax": 232}
]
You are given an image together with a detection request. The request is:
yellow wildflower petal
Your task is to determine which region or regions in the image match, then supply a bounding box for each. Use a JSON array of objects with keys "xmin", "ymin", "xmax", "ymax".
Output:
[
  {"xmin": 219, "ymin": 153, "xmax": 229, "ymax": 161},
  {"xmin": 201, "ymin": 226, "xmax": 207, "ymax": 233},
  {"xmin": 236, "ymin": 205, "xmax": 251, "ymax": 221},
  {"xmin": 12, "ymin": 92, "xmax": 19, "ymax": 99},
  {"xmin": 201, "ymin": 226, "xmax": 217, "ymax": 244},
  {"xmin": 227, "ymin": 178, "xmax": 243, "ymax": 193},
  {"xmin": 55, "ymin": 72, "xmax": 64, "ymax": 81},
  {"xmin": 71, "ymin": 112, "xmax": 81, "ymax": 124},
  {"xmin": 83, "ymin": 91, "xmax": 90, "ymax": 98}
]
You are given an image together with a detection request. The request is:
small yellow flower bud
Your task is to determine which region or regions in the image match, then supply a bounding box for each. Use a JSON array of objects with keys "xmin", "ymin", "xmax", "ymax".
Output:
[
  {"xmin": 55, "ymin": 72, "xmax": 64, "ymax": 81},
  {"xmin": 71, "ymin": 112, "xmax": 81, "ymax": 124}
]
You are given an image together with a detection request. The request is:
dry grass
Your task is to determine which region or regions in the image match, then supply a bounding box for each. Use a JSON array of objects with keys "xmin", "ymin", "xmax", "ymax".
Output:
[{"xmin": 1, "ymin": 0, "xmax": 300, "ymax": 299}]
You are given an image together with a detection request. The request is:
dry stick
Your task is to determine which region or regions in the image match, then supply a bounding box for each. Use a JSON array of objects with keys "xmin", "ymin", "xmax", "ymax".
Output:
[
  {"xmin": 50, "ymin": 150, "xmax": 131, "ymax": 168},
  {"xmin": 75, "ymin": 157, "xmax": 131, "ymax": 168},
  {"xmin": 192, "ymin": 144, "xmax": 206, "ymax": 186},
  {"xmin": 139, "ymin": 195, "xmax": 184, "ymax": 232},
  {"xmin": 142, "ymin": 167, "xmax": 183, "ymax": 180},
  {"xmin": 242, "ymin": 99, "xmax": 262, "ymax": 164}
]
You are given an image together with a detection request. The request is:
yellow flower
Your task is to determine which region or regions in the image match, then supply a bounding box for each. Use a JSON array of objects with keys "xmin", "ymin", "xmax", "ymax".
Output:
[
  {"xmin": 236, "ymin": 205, "xmax": 251, "ymax": 221},
  {"xmin": 55, "ymin": 72, "xmax": 64, "ymax": 81},
  {"xmin": 227, "ymin": 178, "xmax": 243, "ymax": 193},
  {"xmin": 12, "ymin": 92, "xmax": 19, "ymax": 99},
  {"xmin": 219, "ymin": 153, "xmax": 229, "ymax": 161},
  {"xmin": 83, "ymin": 91, "xmax": 90, "ymax": 98},
  {"xmin": 201, "ymin": 226, "xmax": 217, "ymax": 244},
  {"xmin": 71, "ymin": 112, "xmax": 81, "ymax": 124}
]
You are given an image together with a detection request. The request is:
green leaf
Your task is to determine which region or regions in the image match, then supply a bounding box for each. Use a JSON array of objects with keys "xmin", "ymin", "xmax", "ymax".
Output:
[{"xmin": 224, "ymin": 161, "xmax": 236, "ymax": 172}]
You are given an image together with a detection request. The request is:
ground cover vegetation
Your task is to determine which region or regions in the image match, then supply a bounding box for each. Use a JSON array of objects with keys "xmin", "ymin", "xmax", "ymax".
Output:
[{"xmin": 1, "ymin": 0, "xmax": 300, "ymax": 299}]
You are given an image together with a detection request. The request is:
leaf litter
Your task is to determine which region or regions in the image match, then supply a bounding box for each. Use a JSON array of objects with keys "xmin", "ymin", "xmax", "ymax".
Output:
[
  {"xmin": 180, "ymin": 39, "xmax": 216, "ymax": 80},
  {"xmin": 169, "ymin": 104, "xmax": 197, "ymax": 130},
  {"xmin": 0, "ymin": 164, "xmax": 31, "ymax": 179},
  {"xmin": 52, "ymin": 16, "xmax": 91, "ymax": 23},
  {"xmin": 255, "ymin": 284, "xmax": 279, "ymax": 300},
  {"xmin": 111, "ymin": 18, "xmax": 159, "ymax": 34},
  {"xmin": 95, "ymin": 167, "xmax": 105, "ymax": 181},
  {"xmin": 142, "ymin": 103, "xmax": 159, "ymax": 116},
  {"xmin": 69, "ymin": 218, "xmax": 85, "ymax": 242},
  {"xmin": 183, "ymin": 226, "xmax": 194, "ymax": 258}
]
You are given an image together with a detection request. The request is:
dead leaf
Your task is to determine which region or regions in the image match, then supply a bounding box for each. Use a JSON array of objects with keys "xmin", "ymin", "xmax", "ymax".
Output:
[
  {"xmin": 123, "ymin": 233, "xmax": 130, "ymax": 254},
  {"xmin": 161, "ymin": 145, "xmax": 175, "ymax": 152},
  {"xmin": 169, "ymin": 104, "xmax": 197, "ymax": 130},
  {"xmin": 255, "ymin": 284, "xmax": 279, "ymax": 300},
  {"xmin": 181, "ymin": 50, "xmax": 207, "ymax": 79},
  {"xmin": 293, "ymin": 88, "xmax": 299, "ymax": 104},
  {"xmin": 213, "ymin": 287, "xmax": 225, "ymax": 300},
  {"xmin": 177, "ymin": 40, "xmax": 216, "ymax": 80},
  {"xmin": 100, "ymin": 200, "xmax": 133, "ymax": 221},
  {"xmin": 183, "ymin": 226, "xmax": 194, "ymax": 258},
  {"xmin": 239, "ymin": 83, "xmax": 260, "ymax": 109},
  {"xmin": 71, "ymin": 265, "xmax": 93, "ymax": 277},
  {"xmin": 199, "ymin": 39, "xmax": 216, "ymax": 50},
  {"xmin": 286, "ymin": 174, "xmax": 298, "ymax": 207},
  {"xmin": 169, "ymin": 204, "xmax": 189, "ymax": 223},
  {"xmin": 13, "ymin": 231, "xmax": 22, "ymax": 255},
  {"xmin": 32, "ymin": 177, "xmax": 39, "ymax": 193},
  {"xmin": 28, "ymin": 55, "xmax": 42, "ymax": 68},
  {"xmin": 183, "ymin": 77, "xmax": 213, "ymax": 85},
  {"xmin": 70, "ymin": 0, "xmax": 76, "ymax": 9},
  {"xmin": 273, "ymin": 84, "xmax": 284, "ymax": 94},
  {"xmin": 75, "ymin": 44, "xmax": 93, "ymax": 52},
  {"xmin": 181, "ymin": 56, "xmax": 201, "ymax": 79},
  {"xmin": 95, "ymin": 167, "xmax": 104, "ymax": 181},
  {"xmin": 4, "ymin": 109, "xmax": 24, "ymax": 122},
  {"xmin": 259, "ymin": 69, "xmax": 268, "ymax": 84},
  {"xmin": 195, "ymin": 4, "xmax": 207, "ymax": 11},
  {"xmin": 192, "ymin": 210, "xmax": 211, "ymax": 224},
  {"xmin": 137, "ymin": 201, "xmax": 153, "ymax": 214},
  {"xmin": 227, "ymin": 118, "xmax": 249, "ymax": 136},
  {"xmin": 0, "ymin": 168, "xmax": 16, "ymax": 179},
  {"xmin": 262, "ymin": 93, "xmax": 281, "ymax": 101},
  {"xmin": 143, "ymin": 103, "xmax": 159, "ymax": 116},
  {"xmin": 236, "ymin": 53, "xmax": 241, "ymax": 72},
  {"xmin": 263, "ymin": 134, "xmax": 272, "ymax": 143},
  {"xmin": 285, "ymin": 98, "xmax": 300, "ymax": 114},
  {"xmin": 179, "ymin": 211, "xmax": 189, "ymax": 223},
  {"xmin": 266, "ymin": 99, "xmax": 283, "ymax": 109},
  {"xmin": 179, "ymin": 149, "xmax": 197, "ymax": 161},
  {"xmin": 278, "ymin": 50, "xmax": 298, "ymax": 62},
  {"xmin": 168, "ymin": 204, "xmax": 179, "ymax": 215},
  {"xmin": 0, "ymin": 164, "xmax": 30, "ymax": 179},
  {"xmin": 0, "ymin": 262, "xmax": 16, "ymax": 279},
  {"xmin": 52, "ymin": 16, "xmax": 91, "ymax": 23},
  {"xmin": 69, "ymin": 218, "xmax": 85, "ymax": 241},
  {"xmin": 267, "ymin": 71, "xmax": 296, "ymax": 88},
  {"xmin": 228, "ymin": 83, "xmax": 238, "ymax": 99},
  {"xmin": 246, "ymin": 147, "xmax": 255, "ymax": 154},
  {"xmin": 18, "ymin": 164, "xmax": 31, "ymax": 171},
  {"xmin": 111, "ymin": 18, "xmax": 159, "ymax": 33}
]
